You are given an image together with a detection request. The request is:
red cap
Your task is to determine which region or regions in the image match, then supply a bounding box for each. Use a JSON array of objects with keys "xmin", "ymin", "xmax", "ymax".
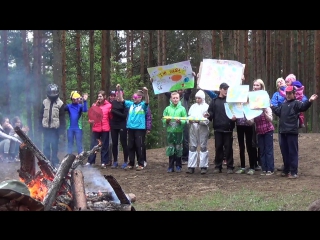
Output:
[{"xmin": 285, "ymin": 86, "xmax": 295, "ymax": 92}]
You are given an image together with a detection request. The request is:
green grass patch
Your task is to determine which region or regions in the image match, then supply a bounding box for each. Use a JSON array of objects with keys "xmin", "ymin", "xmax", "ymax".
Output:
[{"xmin": 133, "ymin": 188, "xmax": 318, "ymax": 211}]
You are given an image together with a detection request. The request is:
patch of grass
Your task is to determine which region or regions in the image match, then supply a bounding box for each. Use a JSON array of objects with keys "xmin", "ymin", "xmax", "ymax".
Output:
[{"xmin": 133, "ymin": 188, "xmax": 318, "ymax": 211}]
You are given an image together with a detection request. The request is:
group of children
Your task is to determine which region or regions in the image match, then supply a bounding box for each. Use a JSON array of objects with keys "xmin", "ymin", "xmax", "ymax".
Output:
[{"xmin": 162, "ymin": 73, "xmax": 318, "ymax": 179}]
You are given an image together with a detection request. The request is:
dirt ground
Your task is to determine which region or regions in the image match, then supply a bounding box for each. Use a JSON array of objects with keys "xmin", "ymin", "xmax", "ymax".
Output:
[{"xmin": 1, "ymin": 132, "xmax": 320, "ymax": 210}]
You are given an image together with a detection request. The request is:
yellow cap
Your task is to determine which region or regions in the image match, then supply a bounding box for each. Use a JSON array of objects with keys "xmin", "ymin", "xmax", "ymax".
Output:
[{"xmin": 70, "ymin": 91, "xmax": 81, "ymax": 99}]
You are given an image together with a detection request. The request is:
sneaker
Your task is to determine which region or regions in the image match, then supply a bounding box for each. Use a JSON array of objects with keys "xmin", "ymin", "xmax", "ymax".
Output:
[
  {"xmin": 186, "ymin": 168, "xmax": 195, "ymax": 174},
  {"xmin": 200, "ymin": 168, "xmax": 207, "ymax": 174},
  {"xmin": 247, "ymin": 169, "xmax": 255, "ymax": 175},
  {"xmin": 281, "ymin": 172, "xmax": 289, "ymax": 177},
  {"xmin": 260, "ymin": 171, "xmax": 267, "ymax": 176},
  {"xmin": 288, "ymin": 173, "xmax": 298, "ymax": 179},
  {"xmin": 255, "ymin": 165, "xmax": 262, "ymax": 171},
  {"xmin": 136, "ymin": 165, "xmax": 144, "ymax": 171},
  {"xmin": 167, "ymin": 168, "xmax": 174, "ymax": 173},
  {"xmin": 101, "ymin": 164, "xmax": 106, "ymax": 169},
  {"xmin": 182, "ymin": 160, "xmax": 188, "ymax": 165},
  {"xmin": 111, "ymin": 162, "xmax": 118, "ymax": 169},
  {"xmin": 226, "ymin": 169, "xmax": 233, "ymax": 174},
  {"xmin": 213, "ymin": 168, "xmax": 222, "ymax": 173},
  {"xmin": 144, "ymin": 161, "xmax": 147, "ymax": 167},
  {"xmin": 176, "ymin": 166, "xmax": 182, "ymax": 173},
  {"xmin": 124, "ymin": 165, "xmax": 133, "ymax": 170},
  {"xmin": 236, "ymin": 168, "xmax": 246, "ymax": 174},
  {"xmin": 266, "ymin": 171, "xmax": 274, "ymax": 176},
  {"xmin": 121, "ymin": 162, "xmax": 128, "ymax": 169},
  {"xmin": 85, "ymin": 162, "xmax": 91, "ymax": 166}
]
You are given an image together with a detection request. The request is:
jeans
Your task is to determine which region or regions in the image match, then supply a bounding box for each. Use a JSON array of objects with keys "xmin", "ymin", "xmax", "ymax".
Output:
[{"xmin": 67, "ymin": 129, "xmax": 83, "ymax": 154}]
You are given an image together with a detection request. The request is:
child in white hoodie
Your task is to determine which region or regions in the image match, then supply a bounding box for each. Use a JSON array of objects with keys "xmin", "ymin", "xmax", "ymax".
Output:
[{"xmin": 186, "ymin": 90, "xmax": 210, "ymax": 174}]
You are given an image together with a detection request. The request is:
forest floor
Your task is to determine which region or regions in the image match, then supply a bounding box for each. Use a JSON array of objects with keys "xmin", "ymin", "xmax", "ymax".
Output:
[{"xmin": 1, "ymin": 132, "xmax": 320, "ymax": 210}]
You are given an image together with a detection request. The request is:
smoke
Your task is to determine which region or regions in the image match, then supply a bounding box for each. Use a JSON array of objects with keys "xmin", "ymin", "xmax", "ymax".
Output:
[
  {"xmin": 81, "ymin": 166, "xmax": 114, "ymax": 193},
  {"xmin": 0, "ymin": 161, "xmax": 20, "ymax": 182}
]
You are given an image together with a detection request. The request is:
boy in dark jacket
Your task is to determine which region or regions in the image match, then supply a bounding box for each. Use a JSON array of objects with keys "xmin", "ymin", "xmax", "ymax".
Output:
[
  {"xmin": 205, "ymin": 83, "xmax": 236, "ymax": 174},
  {"xmin": 271, "ymin": 86, "xmax": 318, "ymax": 179}
]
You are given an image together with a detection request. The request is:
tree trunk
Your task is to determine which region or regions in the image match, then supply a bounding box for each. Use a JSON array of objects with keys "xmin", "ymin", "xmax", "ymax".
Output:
[
  {"xmin": 101, "ymin": 30, "xmax": 106, "ymax": 90},
  {"xmin": 61, "ymin": 30, "xmax": 67, "ymax": 103},
  {"xmin": 75, "ymin": 30, "xmax": 83, "ymax": 92},
  {"xmin": 89, "ymin": 30, "xmax": 95, "ymax": 107}
]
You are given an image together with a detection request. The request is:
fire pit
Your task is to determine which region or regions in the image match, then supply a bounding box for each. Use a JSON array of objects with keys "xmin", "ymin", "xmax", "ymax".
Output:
[{"xmin": 9, "ymin": 126, "xmax": 136, "ymax": 211}]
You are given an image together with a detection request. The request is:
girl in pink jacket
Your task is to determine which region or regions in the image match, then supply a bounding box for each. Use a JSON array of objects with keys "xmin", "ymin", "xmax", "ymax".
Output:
[{"xmin": 87, "ymin": 90, "xmax": 112, "ymax": 168}]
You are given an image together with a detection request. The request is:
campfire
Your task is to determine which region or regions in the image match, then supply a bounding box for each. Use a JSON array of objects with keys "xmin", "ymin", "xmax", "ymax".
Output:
[{"xmin": 12, "ymin": 126, "xmax": 135, "ymax": 211}]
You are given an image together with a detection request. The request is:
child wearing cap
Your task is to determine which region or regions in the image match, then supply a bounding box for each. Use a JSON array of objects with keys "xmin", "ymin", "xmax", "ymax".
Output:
[
  {"xmin": 281, "ymin": 74, "xmax": 306, "ymax": 128},
  {"xmin": 271, "ymin": 86, "xmax": 318, "ymax": 179},
  {"xmin": 65, "ymin": 91, "xmax": 88, "ymax": 155}
]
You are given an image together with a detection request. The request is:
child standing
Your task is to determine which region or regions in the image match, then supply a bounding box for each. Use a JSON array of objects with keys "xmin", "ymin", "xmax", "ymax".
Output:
[
  {"xmin": 282, "ymin": 74, "xmax": 306, "ymax": 128},
  {"xmin": 271, "ymin": 86, "xmax": 318, "ymax": 178},
  {"xmin": 247, "ymin": 79, "xmax": 275, "ymax": 175},
  {"xmin": 162, "ymin": 92, "xmax": 187, "ymax": 173},
  {"xmin": 186, "ymin": 90, "xmax": 210, "ymax": 174},
  {"xmin": 117, "ymin": 84, "xmax": 149, "ymax": 171},
  {"xmin": 65, "ymin": 91, "xmax": 88, "ymax": 155}
]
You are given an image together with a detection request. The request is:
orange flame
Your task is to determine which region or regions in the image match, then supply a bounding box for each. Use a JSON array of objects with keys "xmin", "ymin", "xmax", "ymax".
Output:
[{"xmin": 20, "ymin": 178, "xmax": 48, "ymax": 202}]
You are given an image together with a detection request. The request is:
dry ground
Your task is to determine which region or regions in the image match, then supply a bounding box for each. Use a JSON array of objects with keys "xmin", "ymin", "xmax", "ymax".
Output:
[{"xmin": 1, "ymin": 133, "xmax": 320, "ymax": 210}]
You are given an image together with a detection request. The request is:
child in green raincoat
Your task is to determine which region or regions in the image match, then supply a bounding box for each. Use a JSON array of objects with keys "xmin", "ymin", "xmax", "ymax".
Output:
[{"xmin": 162, "ymin": 91, "xmax": 187, "ymax": 173}]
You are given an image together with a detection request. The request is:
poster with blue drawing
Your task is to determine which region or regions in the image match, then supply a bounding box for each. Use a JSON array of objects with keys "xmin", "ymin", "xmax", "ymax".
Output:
[
  {"xmin": 224, "ymin": 103, "xmax": 244, "ymax": 119},
  {"xmin": 147, "ymin": 60, "xmax": 195, "ymax": 95},
  {"xmin": 226, "ymin": 85, "xmax": 250, "ymax": 103},
  {"xmin": 198, "ymin": 59, "xmax": 244, "ymax": 91}
]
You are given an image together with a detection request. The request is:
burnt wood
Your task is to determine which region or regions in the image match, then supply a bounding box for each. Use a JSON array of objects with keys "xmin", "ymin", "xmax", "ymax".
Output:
[
  {"xmin": 87, "ymin": 201, "xmax": 132, "ymax": 211},
  {"xmin": 17, "ymin": 142, "xmax": 36, "ymax": 179},
  {"xmin": 70, "ymin": 169, "xmax": 90, "ymax": 211},
  {"xmin": 14, "ymin": 126, "xmax": 57, "ymax": 181},
  {"xmin": 43, "ymin": 154, "xmax": 76, "ymax": 211}
]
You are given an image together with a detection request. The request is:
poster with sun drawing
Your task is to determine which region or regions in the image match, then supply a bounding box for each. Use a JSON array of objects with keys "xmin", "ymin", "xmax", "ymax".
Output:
[
  {"xmin": 147, "ymin": 60, "xmax": 195, "ymax": 94},
  {"xmin": 198, "ymin": 59, "xmax": 244, "ymax": 91}
]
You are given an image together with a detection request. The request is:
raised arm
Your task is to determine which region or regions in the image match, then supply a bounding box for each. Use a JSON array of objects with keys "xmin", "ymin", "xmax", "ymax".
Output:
[{"xmin": 116, "ymin": 84, "xmax": 124, "ymax": 102}]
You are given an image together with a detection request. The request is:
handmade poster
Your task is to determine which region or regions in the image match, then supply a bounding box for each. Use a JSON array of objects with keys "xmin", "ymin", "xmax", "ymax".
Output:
[
  {"xmin": 198, "ymin": 59, "xmax": 244, "ymax": 91},
  {"xmin": 224, "ymin": 103, "xmax": 244, "ymax": 119},
  {"xmin": 248, "ymin": 90, "xmax": 270, "ymax": 109},
  {"xmin": 243, "ymin": 103, "xmax": 263, "ymax": 120},
  {"xmin": 88, "ymin": 106, "xmax": 103, "ymax": 122},
  {"xmin": 226, "ymin": 85, "xmax": 249, "ymax": 102},
  {"xmin": 196, "ymin": 61, "xmax": 203, "ymax": 89},
  {"xmin": 147, "ymin": 60, "xmax": 195, "ymax": 94}
]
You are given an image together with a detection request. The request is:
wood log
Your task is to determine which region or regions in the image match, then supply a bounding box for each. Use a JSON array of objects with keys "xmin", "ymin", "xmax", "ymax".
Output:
[
  {"xmin": 14, "ymin": 126, "xmax": 57, "ymax": 181},
  {"xmin": 86, "ymin": 192, "xmax": 114, "ymax": 203},
  {"xmin": 42, "ymin": 154, "xmax": 76, "ymax": 211},
  {"xmin": 17, "ymin": 142, "xmax": 36, "ymax": 179},
  {"xmin": 70, "ymin": 169, "xmax": 90, "ymax": 211},
  {"xmin": 71, "ymin": 140, "xmax": 102, "ymax": 170},
  {"xmin": 87, "ymin": 201, "xmax": 132, "ymax": 211}
]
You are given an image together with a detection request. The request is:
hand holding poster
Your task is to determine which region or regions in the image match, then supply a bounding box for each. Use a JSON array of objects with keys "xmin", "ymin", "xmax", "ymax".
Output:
[
  {"xmin": 147, "ymin": 60, "xmax": 195, "ymax": 94},
  {"xmin": 242, "ymin": 103, "xmax": 263, "ymax": 120},
  {"xmin": 198, "ymin": 59, "xmax": 244, "ymax": 91}
]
